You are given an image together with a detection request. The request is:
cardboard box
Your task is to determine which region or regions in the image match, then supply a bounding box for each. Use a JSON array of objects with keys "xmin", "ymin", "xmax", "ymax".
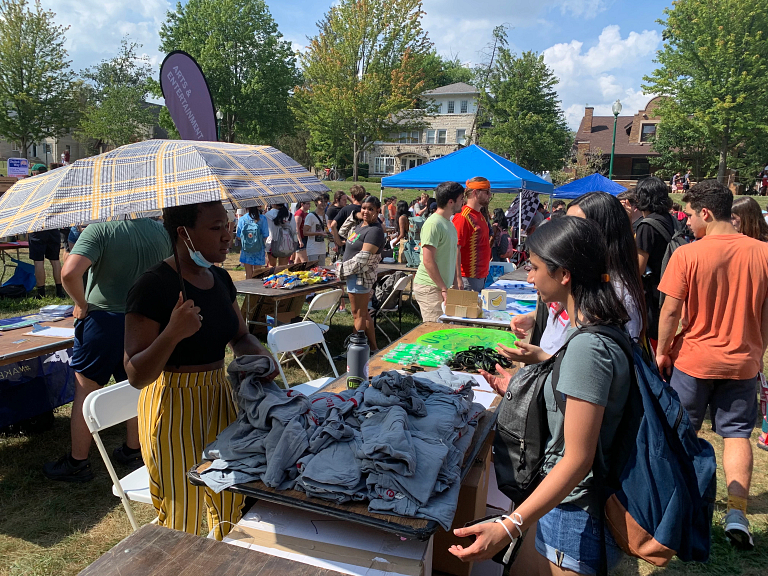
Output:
[
  {"xmin": 432, "ymin": 432, "xmax": 494, "ymax": 576},
  {"xmin": 444, "ymin": 289, "xmax": 481, "ymax": 319},
  {"xmin": 224, "ymin": 500, "xmax": 433, "ymax": 576},
  {"xmin": 480, "ymin": 289, "xmax": 506, "ymax": 311}
]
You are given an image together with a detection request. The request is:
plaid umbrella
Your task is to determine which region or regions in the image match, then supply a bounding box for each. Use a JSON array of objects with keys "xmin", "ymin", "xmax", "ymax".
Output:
[
  {"xmin": 505, "ymin": 190, "xmax": 541, "ymax": 236},
  {"xmin": 0, "ymin": 140, "xmax": 329, "ymax": 236}
]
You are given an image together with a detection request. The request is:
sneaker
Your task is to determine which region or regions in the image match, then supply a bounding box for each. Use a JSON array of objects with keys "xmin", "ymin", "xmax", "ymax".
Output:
[
  {"xmin": 723, "ymin": 508, "xmax": 754, "ymax": 550},
  {"xmin": 757, "ymin": 432, "xmax": 768, "ymax": 452},
  {"xmin": 43, "ymin": 454, "xmax": 94, "ymax": 483},
  {"xmin": 113, "ymin": 444, "xmax": 143, "ymax": 467}
]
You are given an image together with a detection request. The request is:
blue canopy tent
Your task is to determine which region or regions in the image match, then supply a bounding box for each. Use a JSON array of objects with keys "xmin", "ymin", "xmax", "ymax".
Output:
[
  {"xmin": 380, "ymin": 145, "xmax": 553, "ymax": 194},
  {"xmin": 381, "ymin": 145, "xmax": 553, "ymax": 255},
  {"xmin": 551, "ymin": 173, "xmax": 627, "ymax": 199}
]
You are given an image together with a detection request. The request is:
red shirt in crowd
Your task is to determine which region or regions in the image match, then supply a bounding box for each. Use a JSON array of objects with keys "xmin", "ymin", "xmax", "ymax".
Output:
[{"xmin": 454, "ymin": 205, "xmax": 491, "ymax": 279}]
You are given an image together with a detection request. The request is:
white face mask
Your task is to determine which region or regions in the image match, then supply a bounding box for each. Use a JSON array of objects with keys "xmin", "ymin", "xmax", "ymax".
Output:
[{"xmin": 182, "ymin": 227, "xmax": 213, "ymax": 268}]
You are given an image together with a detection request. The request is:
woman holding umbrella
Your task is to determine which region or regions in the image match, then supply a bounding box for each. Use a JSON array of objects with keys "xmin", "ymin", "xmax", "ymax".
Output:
[{"xmin": 123, "ymin": 200, "xmax": 278, "ymax": 540}]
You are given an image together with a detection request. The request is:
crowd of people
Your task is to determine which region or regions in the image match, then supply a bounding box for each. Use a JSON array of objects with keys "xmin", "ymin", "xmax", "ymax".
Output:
[
  {"xmin": 28, "ymin": 171, "xmax": 768, "ymax": 573},
  {"xmin": 411, "ymin": 176, "xmax": 766, "ymax": 571}
]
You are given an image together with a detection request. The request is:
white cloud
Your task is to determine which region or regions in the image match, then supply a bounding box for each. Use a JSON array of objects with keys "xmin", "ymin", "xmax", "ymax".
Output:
[
  {"xmin": 39, "ymin": 0, "xmax": 170, "ymax": 73},
  {"xmin": 422, "ymin": 0, "xmax": 613, "ymax": 64},
  {"xmin": 543, "ymin": 25, "xmax": 661, "ymax": 128}
]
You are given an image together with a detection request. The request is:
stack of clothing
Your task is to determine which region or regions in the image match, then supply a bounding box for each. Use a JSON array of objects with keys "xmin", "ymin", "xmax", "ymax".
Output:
[{"xmin": 200, "ymin": 359, "xmax": 485, "ymax": 529}]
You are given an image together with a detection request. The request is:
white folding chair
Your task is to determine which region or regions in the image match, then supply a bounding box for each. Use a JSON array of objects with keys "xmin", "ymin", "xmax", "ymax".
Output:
[
  {"xmin": 267, "ymin": 321, "xmax": 340, "ymax": 392},
  {"xmin": 302, "ymin": 289, "xmax": 343, "ymax": 333},
  {"xmin": 371, "ymin": 273, "xmax": 414, "ymax": 344},
  {"xmin": 82, "ymin": 380, "xmax": 152, "ymax": 532}
]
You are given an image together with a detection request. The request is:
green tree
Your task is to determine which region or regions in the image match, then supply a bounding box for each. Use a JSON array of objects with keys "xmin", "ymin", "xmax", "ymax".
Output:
[
  {"xmin": 76, "ymin": 38, "xmax": 156, "ymax": 149},
  {"xmin": 158, "ymin": 0, "xmax": 298, "ymax": 144},
  {"xmin": 478, "ymin": 41, "xmax": 571, "ymax": 173},
  {"xmin": 294, "ymin": 0, "xmax": 433, "ymax": 180},
  {"xmin": 650, "ymin": 101, "xmax": 719, "ymax": 180},
  {"xmin": 643, "ymin": 0, "xmax": 768, "ymax": 182},
  {"xmin": 0, "ymin": 0, "xmax": 79, "ymax": 159},
  {"xmin": 421, "ymin": 52, "xmax": 474, "ymax": 91}
]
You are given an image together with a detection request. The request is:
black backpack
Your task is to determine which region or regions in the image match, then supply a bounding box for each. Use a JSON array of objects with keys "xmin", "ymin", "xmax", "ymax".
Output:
[
  {"xmin": 494, "ymin": 325, "xmax": 637, "ymax": 505},
  {"xmin": 371, "ymin": 271, "xmax": 407, "ymax": 310},
  {"xmin": 639, "ymin": 217, "xmax": 693, "ymax": 307}
]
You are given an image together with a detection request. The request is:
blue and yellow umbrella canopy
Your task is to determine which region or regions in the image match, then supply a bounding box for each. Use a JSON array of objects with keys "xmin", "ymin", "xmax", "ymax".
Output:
[{"xmin": 0, "ymin": 140, "xmax": 329, "ymax": 236}]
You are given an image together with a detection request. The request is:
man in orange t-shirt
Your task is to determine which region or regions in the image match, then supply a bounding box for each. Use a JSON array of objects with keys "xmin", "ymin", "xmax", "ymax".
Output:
[
  {"xmin": 454, "ymin": 176, "xmax": 492, "ymax": 292},
  {"xmin": 657, "ymin": 180, "xmax": 768, "ymax": 551}
]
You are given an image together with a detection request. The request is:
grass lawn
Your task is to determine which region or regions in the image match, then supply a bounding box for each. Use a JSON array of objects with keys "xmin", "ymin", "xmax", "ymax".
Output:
[{"xmin": 1, "ymin": 228, "xmax": 768, "ymax": 575}]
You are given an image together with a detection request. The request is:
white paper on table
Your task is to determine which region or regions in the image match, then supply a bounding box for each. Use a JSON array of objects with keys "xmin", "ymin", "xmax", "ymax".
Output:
[
  {"xmin": 453, "ymin": 371, "xmax": 498, "ymax": 409},
  {"xmin": 23, "ymin": 327, "xmax": 76, "ymax": 338}
]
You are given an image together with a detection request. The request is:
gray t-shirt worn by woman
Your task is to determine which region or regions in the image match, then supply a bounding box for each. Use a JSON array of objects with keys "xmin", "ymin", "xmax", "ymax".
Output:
[{"xmin": 542, "ymin": 327, "xmax": 631, "ymax": 515}]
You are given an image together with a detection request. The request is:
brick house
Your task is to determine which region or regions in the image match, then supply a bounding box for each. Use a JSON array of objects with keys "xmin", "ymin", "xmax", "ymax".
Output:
[
  {"xmin": 364, "ymin": 82, "xmax": 479, "ymax": 176},
  {"xmin": 575, "ymin": 96, "xmax": 663, "ymax": 181}
]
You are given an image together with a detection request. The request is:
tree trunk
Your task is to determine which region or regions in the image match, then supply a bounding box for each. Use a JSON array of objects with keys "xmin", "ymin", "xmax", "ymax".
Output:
[
  {"xmin": 20, "ymin": 138, "xmax": 27, "ymax": 160},
  {"xmin": 352, "ymin": 138, "xmax": 359, "ymax": 181},
  {"xmin": 717, "ymin": 123, "xmax": 730, "ymax": 183}
]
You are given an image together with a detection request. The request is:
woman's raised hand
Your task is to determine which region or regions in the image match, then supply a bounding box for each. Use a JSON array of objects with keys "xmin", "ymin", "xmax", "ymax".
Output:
[
  {"xmin": 167, "ymin": 293, "xmax": 202, "ymax": 341},
  {"xmin": 496, "ymin": 342, "xmax": 549, "ymax": 365},
  {"xmin": 509, "ymin": 314, "xmax": 535, "ymax": 338}
]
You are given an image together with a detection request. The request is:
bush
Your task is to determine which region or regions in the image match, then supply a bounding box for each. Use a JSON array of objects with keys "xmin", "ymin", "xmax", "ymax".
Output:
[{"xmin": 358, "ymin": 163, "xmax": 369, "ymax": 178}]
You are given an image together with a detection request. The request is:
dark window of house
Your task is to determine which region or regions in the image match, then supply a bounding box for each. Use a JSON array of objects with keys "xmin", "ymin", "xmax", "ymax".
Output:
[
  {"xmin": 640, "ymin": 124, "xmax": 656, "ymax": 142},
  {"xmin": 631, "ymin": 158, "xmax": 651, "ymax": 177}
]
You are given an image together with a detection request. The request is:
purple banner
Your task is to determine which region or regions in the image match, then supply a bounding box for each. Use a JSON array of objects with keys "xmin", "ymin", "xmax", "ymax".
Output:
[{"xmin": 160, "ymin": 51, "xmax": 217, "ymax": 141}]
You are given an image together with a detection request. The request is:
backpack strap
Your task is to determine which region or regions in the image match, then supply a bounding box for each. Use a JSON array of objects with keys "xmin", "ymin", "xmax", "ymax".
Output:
[{"xmin": 639, "ymin": 217, "xmax": 672, "ymax": 244}]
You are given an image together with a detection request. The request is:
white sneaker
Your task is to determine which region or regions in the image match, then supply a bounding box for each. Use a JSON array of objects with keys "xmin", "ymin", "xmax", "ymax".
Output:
[{"xmin": 723, "ymin": 508, "xmax": 754, "ymax": 550}]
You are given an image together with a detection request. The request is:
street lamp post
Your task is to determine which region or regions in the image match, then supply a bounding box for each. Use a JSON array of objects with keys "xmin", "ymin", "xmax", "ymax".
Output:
[
  {"xmin": 608, "ymin": 99, "xmax": 622, "ymax": 180},
  {"xmin": 216, "ymin": 109, "xmax": 224, "ymax": 142}
]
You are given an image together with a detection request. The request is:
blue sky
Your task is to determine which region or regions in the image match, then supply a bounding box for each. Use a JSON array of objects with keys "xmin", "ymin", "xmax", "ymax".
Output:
[{"xmin": 40, "ymin": 0, "xmax": 673, "ymax": 129}]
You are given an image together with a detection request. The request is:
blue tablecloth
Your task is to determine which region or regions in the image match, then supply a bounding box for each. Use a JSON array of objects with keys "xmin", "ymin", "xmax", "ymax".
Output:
[{"xmin": 0, "ymin": 348, "xmax": 75, "ymax": 428}]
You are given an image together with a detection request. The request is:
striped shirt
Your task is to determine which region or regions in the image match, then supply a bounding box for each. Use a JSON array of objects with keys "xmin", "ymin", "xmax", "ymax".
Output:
[{"xmin": 454, "ymin": 205, "xmax": 491, "ymax": 279}]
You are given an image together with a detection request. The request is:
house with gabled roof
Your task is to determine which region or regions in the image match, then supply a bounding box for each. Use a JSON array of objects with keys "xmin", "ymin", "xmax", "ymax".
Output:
[
  {"xmin": 574, "ymin": 96, "xmax": 663, "ymax": 181},
  {"xmin": 364, "ymin": 82, "xmax": 480, "ymax": 176}
]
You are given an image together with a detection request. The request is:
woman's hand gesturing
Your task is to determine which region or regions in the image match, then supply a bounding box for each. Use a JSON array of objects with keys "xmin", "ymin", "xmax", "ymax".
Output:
[
  {"xmin": 167, "ymin": 293, "xmax": 202, "ymax": 341},
  {"xmin": 497, "ymin": 342, "xmax": 550, "ymax": 365}
]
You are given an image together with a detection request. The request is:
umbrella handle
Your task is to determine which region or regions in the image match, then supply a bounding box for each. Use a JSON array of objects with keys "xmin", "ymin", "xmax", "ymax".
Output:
[{"xmin": 172, "ymin": 243, "xmax": 188, "ymax": 301}]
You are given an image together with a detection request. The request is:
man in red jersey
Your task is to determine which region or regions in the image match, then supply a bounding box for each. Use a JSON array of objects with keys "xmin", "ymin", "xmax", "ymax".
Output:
[{"xmin": 454, "ymin": 176, "xmax": 492, "ymax": 292}]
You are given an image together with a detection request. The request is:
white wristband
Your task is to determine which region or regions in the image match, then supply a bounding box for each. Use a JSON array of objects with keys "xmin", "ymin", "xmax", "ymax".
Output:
[
  {"xmin": 494, "ymin": 518, "xmax": 514, "ymax": 542},
  {"xmin": 501, "ymin": 513, "xmax": 524, "ymax": 538}
]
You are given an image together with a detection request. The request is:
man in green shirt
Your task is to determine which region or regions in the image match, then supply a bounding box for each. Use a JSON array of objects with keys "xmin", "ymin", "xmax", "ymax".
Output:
[
  {"xmin": 44, "ymin": 219, "xmax": 172, "ymax": 482},
  {"xmin": 413, "ymin": 182, "xmax": 464, "ymax": 322}
]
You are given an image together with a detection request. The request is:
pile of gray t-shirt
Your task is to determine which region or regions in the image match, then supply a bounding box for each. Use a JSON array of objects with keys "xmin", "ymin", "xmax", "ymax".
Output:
[{"xmin": 200, "ymin": 359, "xmax": 485, "ymax": 530}]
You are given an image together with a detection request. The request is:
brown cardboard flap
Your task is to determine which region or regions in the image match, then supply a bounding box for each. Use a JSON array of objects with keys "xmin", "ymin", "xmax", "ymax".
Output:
[{"xmin": 227, "ymin": 526, "xmax": 425, "ymax": 576}]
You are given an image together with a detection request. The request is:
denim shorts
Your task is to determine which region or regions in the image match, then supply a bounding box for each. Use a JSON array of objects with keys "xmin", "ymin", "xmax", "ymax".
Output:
[
  {"xmin": 669, "ymin": 367, "xmax": 758, "ymax": 438},
  {"xmin": 535, "ymin": 504, "xmax": 624, "ymax": 575},
  {"xmin": 345, "ymin": 274, "xmax": 370, "ymax": 294}
]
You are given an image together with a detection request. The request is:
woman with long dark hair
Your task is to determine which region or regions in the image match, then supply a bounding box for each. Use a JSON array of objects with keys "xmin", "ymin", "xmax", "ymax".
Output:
[
  {"xmin": 393, "ymin": 200, "xmax": 410, "ymax": 263},
  {"xmin": 264, "ymin": 203, "xmax": 296, "ymax": 266},
  {"xmin": 338, "ymin": 196, "xmax": 386, "ymax": 350},
  {"xmin": 567, "ymin": 192, "xmax": 646, "ymax": 341},
  {"xmin": 450, "ymin": 216, "xmax": 630, "ymax": 574},
  {"xmin": 732, "ymin": 196, "xmax": 768, "ymax": 242}
]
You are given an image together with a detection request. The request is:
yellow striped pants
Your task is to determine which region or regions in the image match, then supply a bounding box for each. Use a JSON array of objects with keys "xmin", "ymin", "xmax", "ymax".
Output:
[{"xmin": 138, "ymin": 367, "xmax": 245, "ymax": 540}]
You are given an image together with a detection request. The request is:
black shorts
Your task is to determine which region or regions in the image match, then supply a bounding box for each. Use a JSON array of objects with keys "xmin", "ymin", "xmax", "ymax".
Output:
[
  {"xmin": 28, "ymin": 230, "xmax": 61, "ymax": 262},
  {"xmin": 71, "ymin": 311, "xmax": 128, "ymax": 386}
]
